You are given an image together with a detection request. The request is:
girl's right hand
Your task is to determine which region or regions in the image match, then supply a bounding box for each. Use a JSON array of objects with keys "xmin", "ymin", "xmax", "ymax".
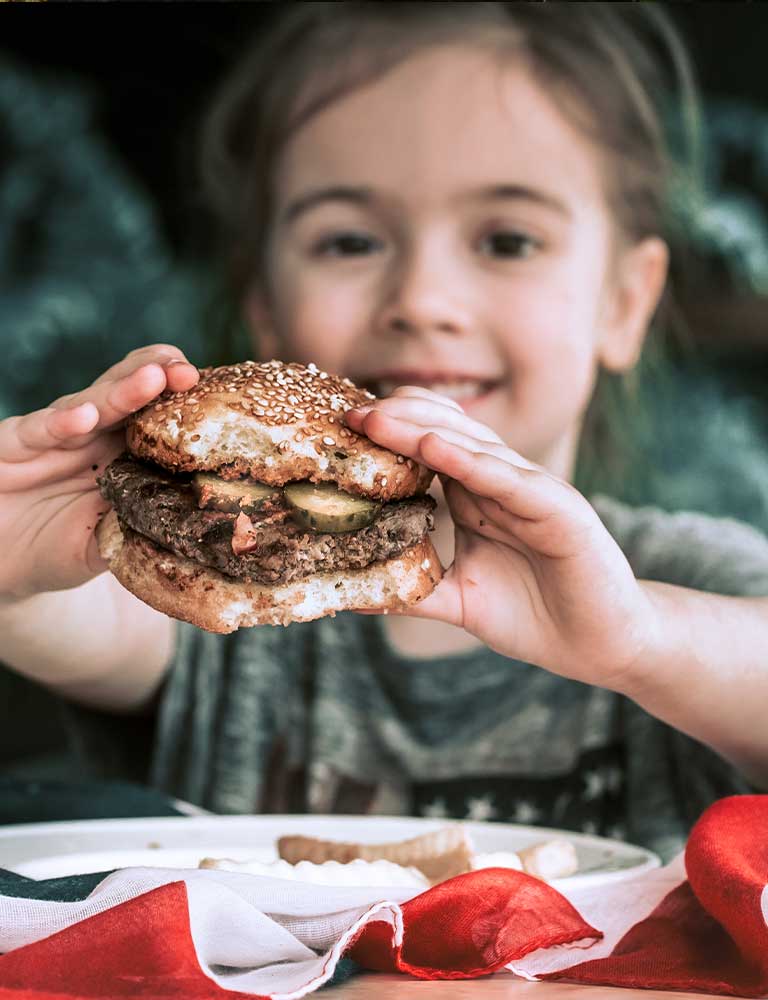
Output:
[{"xmin": 0, "ymin": 346, "xmax": 199, "ymax": 601}]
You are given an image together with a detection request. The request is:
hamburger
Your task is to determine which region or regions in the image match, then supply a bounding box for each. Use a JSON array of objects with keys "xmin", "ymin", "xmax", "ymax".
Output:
[{"xmin": 95, "ymin": 359, "xmax": 443, "ymax": 632}]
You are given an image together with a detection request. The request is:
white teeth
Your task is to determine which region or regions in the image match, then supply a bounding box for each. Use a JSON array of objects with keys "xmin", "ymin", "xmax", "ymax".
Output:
[
  {"xmin": 428, "ymin": 381, "xmax": 486, "ymax": 401},
  {"xmin": 375, "ymin": 379, "xmax": 489, "ymax": 402}
]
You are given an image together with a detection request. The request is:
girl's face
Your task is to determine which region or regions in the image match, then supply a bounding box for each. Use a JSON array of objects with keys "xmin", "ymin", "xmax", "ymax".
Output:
[{"xmin": 256, "ymin": 45, "xmax": 666, "ymax": 477}]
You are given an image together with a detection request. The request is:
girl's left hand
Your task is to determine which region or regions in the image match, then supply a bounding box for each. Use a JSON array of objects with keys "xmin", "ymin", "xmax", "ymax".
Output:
[{"xmin": 345, "ymin": 387, "xmax": 659, "ymax": 695}]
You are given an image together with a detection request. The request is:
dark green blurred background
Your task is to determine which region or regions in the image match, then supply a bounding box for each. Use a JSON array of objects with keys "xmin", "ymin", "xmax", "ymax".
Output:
[{"xmin": 1, "ymin": 3, "xmax": 767, "ymax": 784}]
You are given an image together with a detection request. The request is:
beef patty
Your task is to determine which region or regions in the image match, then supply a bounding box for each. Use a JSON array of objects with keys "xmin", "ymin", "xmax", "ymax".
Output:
[{"xmin": 98, "ymin": 456, "xmax": 436, "ymax": 586}]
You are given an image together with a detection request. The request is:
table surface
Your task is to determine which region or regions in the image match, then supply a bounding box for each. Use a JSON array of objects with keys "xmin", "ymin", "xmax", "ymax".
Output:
[{"xmin": 331, "ymin": 971, "xmax": 726, "ymax": 998}]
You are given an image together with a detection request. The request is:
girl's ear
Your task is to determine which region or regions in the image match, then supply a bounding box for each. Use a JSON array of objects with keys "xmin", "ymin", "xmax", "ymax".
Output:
[
  {"xmin": 598, "ymin": 236, "xmax": 669, "ymax": 372},
  {"xmin": 244, "ymin": 287, "xmax": 280, "ymax": 361}
]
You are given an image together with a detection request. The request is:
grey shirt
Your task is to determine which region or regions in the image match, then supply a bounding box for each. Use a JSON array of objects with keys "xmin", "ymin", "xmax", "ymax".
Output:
[{"xmin": 107, "ymin": 495, "xmax": 768, "ymax": 864}]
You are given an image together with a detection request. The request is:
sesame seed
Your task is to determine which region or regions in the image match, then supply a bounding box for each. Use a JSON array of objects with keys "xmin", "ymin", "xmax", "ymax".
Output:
[
  {"xmin": 322, "ymin": 436, "xmax": 335, "ymax": 446},
  {"xmin": 137, "ymin": 359, "xmax": 379, "ymax": 434}
]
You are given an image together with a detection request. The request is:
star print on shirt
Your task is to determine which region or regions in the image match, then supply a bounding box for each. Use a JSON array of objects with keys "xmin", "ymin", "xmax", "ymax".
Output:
[
  {"xmin": 604, "ymin": 765, "xmax": 623, "ymax": 794},
  {"xmin": 512, "ymin": 800, "xmax": 542, "ymax": 825},
  {"xmin": 420, "ymin": 797, "xmax": 449, "ymax": 819},
  {"xmin": 583, "ymin": 765, "xmax": 624, "ymax": 802},
  {"xmin": 582, "ymin": 769, "xmax": 608, "ymax": 802},
  {"xmin": 409, "ymin": 743, "xmax": 625, "ymax": 839},
  {"xmin": 464, "ymin": 794, "xmax": 497, "ymax": 822}
]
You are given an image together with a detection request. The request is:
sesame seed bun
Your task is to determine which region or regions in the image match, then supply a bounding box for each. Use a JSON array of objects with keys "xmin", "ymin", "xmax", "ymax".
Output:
[
  {"xmin": 96, "ymin": 509, "xmax": 443, "ymax": 632},
  {"xmin": 126, "ymin": 360, "xmax": 433, "ymax": 501}
]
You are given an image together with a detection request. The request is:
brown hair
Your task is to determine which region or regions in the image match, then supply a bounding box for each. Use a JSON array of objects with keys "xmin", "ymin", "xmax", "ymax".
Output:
[{"xmin": 200, "ymin": 1, "xmax": 702, "ymax": 493}]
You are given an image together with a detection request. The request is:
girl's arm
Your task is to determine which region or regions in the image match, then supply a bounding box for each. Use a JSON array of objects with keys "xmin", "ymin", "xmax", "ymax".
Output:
[
  {"xmin": 0, "ymin": 574, "xmax": 175, "ymax": 711},
  {"xmin": 626, "ymin": 585, "xmax": 768, "ymax": 790}
]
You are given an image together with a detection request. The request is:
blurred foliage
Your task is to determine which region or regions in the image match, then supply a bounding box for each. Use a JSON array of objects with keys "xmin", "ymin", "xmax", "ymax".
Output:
[
  {"xmin": 0, "ymin": 57, "xmax": 208, "ymax": 419},
  {"xmin": 668, "ymin": 100, "xmax": 768, "ymax": 297}
]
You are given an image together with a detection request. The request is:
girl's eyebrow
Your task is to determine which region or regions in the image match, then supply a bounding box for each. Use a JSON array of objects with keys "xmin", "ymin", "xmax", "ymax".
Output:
[
  {"xmin": 282, "ymin": 187, "xmax": 372, "ymax": 224},
  {"xmin": 280, "ymin": 183, "xmax": 570, "ymax": 224},
  {"xmin": 473, "ymin": 184, "xmax": 572, "ymax": 219}
]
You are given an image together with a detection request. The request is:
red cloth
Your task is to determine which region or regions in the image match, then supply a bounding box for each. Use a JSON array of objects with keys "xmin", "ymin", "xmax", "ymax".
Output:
[
  {"xmin": 0, "ymin": 795, "xmax": 766, "ymax": 999},
  {"xmin": 542, "ymin": 796, "xmax": 768, "ymax": 996},
  {"xmin": 348, "ymin": 867, "xmax": 598, "ymax": 977},
  {"xmin": 0, "ymin": 881, "xmax": 259, "ymax": 1000}
]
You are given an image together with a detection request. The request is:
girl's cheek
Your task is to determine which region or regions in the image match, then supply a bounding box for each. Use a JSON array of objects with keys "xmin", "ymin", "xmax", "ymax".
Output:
[{"xmin": 277, "ymin": 294, "xmax": 366, "ymax": 371}]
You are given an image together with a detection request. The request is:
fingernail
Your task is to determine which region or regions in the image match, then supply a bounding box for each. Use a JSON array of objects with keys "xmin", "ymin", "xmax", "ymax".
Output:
[
  {"xmin": 166, "ymin": 359, "xmax": 188, "ymax": 367},
  {"xmin": 348, "ymin": 405, "xmax": 373, "ymax": 418}
]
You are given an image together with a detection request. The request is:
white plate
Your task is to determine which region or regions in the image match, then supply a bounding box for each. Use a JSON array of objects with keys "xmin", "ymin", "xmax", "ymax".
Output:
[{"xmin": 0, "ymin": 814, "xmax": 659, "ymax": 890}]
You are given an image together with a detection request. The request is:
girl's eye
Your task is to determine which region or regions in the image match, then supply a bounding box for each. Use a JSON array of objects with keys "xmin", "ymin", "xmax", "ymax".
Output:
[
  {"xmin": 312, "ymin": 232, "xmax": 384, "ymax": 257},
  {"xmin": 479, "ymin": 231, "xmax": 539, "ymax": 259}
]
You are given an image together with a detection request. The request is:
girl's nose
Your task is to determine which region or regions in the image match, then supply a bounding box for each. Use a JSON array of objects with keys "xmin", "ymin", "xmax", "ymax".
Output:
[{"xmin": 376, "ymin": 245, "xmax": 471, "ymax": 338}]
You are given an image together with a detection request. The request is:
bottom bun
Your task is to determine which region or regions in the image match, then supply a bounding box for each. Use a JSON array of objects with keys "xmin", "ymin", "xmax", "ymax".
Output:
[{"xmin": 96, "ymin": 508, "xmax": 443, "ymax": 633}]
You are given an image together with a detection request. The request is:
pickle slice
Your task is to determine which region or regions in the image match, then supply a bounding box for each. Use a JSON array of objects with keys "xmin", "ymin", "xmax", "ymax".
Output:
[
  {"xmin": 284, "ymin": 481, "xmax": 381, "ymax": 533},
  {"xmin": 193, "ymin": 472, "xmax": 275, "ymax": 514}
]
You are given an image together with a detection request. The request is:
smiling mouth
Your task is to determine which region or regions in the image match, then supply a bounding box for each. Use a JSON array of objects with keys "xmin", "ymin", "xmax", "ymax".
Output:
[{"xmin": 365, "ymin": 376, "xmax": 500, "ymax": 404}]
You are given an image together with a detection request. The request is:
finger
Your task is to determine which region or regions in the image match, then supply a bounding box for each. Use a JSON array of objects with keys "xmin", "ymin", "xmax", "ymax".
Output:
[
  {"xmin": 385, "ymin": 385, "xmax": 465, "ymax": 412},
  {"xmin": 163, "ymin": 359, "xmax": 201, "ymax": 394},
  {"xmin": 347, "ymin": 408, "xmax": 536, "ymax": 473},
  {"xmin": 418, "ymin": 433, "xmax": 591, "ymax": 544},
  {"xmin": 346, "ymin": 394, "xmax": 503, "ymax": 445},
  {"xmin": 442, "ymin": 478, "xmax": 526, "ymax": 544},
  {"xmin": 1, "ymin": 360, "xmax": 197, "ymax": 463},
  {"xmin": 54, "ymin": 361, "xmax": 196, "ymax": 433},
  {"xmin": 1, "ymin": 431, "xmax": 124, "ymax": 490},
  {"xmin": 0, "ymin": 403, "xmax": 100, "ymax": 462},
  {"xmin": 91, "ymin": 344, "xmax": 195, "ymax": 387},
  {"xmin": 388, "ymin": 563, "xmax": 464, "ymax": 626}
]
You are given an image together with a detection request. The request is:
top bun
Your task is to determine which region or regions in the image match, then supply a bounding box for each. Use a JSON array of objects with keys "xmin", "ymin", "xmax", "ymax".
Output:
[{"xmin": 126, "ymin": 360, "xmax": 434, "ymax": 501}]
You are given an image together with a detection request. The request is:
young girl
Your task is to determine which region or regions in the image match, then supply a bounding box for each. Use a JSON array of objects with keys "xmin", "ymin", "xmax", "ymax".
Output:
[{"xmin": 2, "ymin": 3, "xmax": 768, "ymax": 861}]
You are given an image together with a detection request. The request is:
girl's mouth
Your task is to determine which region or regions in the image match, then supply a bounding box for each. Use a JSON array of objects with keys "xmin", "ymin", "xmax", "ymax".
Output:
[{"xmin": 366, "ymin": 376, "xmax": 501, "ymax": 408}]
